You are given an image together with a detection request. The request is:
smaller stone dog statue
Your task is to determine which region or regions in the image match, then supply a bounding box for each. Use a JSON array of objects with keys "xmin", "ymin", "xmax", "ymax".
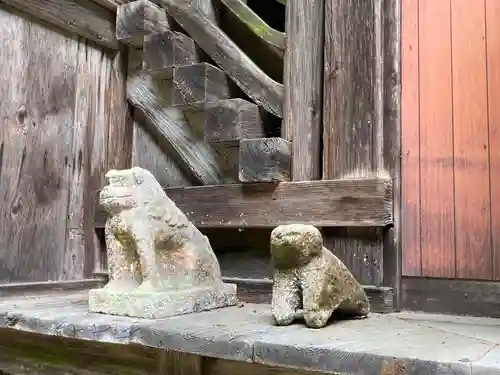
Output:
[{"xmin": 270, "ymin": 224, "xmax": 370, "ymax": 328}]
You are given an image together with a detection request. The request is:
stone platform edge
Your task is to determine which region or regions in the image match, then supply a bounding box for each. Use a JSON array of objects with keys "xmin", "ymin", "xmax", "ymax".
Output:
[{"xmin": 1, "ymin": 291, "xmax": 500, "ymax": 375}]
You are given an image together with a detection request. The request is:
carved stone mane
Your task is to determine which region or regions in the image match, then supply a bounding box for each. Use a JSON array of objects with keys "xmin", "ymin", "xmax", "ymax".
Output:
[{"xmin": 89, "ymin": 167, "xmax": 237, "ymax": 319}]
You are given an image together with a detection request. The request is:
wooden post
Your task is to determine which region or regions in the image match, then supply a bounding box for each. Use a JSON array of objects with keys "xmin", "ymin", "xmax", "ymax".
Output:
[
  {"xmin": 323, "ymin": 0, "xmax": 400, "ymax": 295},
  {"xmin": 282, "ymin": 0, "xmax": 324, "ymax": 181}
]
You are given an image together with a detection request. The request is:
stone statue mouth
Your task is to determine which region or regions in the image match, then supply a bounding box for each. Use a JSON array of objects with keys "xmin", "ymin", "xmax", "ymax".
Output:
[{"xmin": 100, "ymin": 194, "xmax": 133, "ymax": 201}]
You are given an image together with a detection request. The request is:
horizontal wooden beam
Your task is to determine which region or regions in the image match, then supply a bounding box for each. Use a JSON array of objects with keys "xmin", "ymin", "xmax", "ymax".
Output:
[
  {"xmin": 0, "ymin": 279, "xmax": 106, "ymax": 297},
  {"xmin": 1, "ymin": 0, "xmax": 119, "ymax": 49},
  {"xmin": 95, "ymin": 178, "xmax": 393, "ymax": 228}
]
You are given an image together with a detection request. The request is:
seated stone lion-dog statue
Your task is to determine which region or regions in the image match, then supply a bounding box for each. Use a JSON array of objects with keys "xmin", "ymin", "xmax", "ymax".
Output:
[
  {"xmin": 88, "ymin": 166, "xmax": 237, "ymax": 319},
  {"xmin": 270, "ymin": 224, "xmax": 370, "ymax": 328}
]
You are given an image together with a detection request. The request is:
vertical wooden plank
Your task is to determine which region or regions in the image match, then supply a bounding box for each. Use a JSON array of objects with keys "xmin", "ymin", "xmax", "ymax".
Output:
[
  {"xmin": 65, "ymin": 38, "xmax": 89, "ymax": 280},
  {"xmin": 486, "ymin": 0, "xmax": 500, "ymax": 280},
  {"xmin": 418, "ymin": 0, "xmax": 455, "ymax": 278},
  {"xmin": 0, "ymin": 6, "xmax": 78, "ymax": 282},
  {"xmin": 81, "ymin": 47, "xmax": 113, "ymax": 275},
  {"xmin": 282, "ymin": 0, "xmax": 324, "ymax": 181},
  {"xmin": 382, "ymin": 0, "xmax": 401, "ymax": 307},
  {"xmin": 451, "ymin": 0, "xmax": 491, "ymax": 280},
  {"xmin": 106, "ymin": 48, "xmax": 133, "ymax": 172},
  {"xmin": 401, "ymin": 0, "xmax": 420, "ymax": 276},
  {"xmin": 323, "ymin": 0, "xmax": 384, "ymax": 285}
]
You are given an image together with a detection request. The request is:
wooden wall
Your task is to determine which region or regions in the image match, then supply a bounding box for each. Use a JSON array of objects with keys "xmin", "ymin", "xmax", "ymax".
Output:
[
  {"xmin": 0, "ymin": 4, "xmax": 130, "ymax": 283},
  {"xmin": 402, "ymin": 0, "xmax": 500, "ymax": 280}
]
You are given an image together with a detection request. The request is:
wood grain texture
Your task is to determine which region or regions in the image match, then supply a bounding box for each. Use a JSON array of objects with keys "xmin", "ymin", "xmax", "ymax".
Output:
[
  {"xmin": 451, "ymin": 0, "xmax": 491, "ymax": 280},
  {"xmin": 204, "ymin": 99, "xmax": 264, "ymax": 146},
  {"xmin": 238, "ymin": 138, "xmax": 291, "ymax": 182},
  {"xmin": 402, "ymin": 277, "xmax": 500, "ymax": 318},
  {"xmin": 0, "ymin": 0, "xmax": 118, "ymax": 49},
  {"xmin": 132, "ymin": 115, "xmax": 191, "ymax": 188},
  {"xmin": 401, "ymin": 0, "xmax": 420, "ymax": 276},
  {"xmin": 486, "ymin": 0, "xmax": 500, "ymax": 280},
  {"xmin": 282, "ymin": 0, "xmax": 324, "ymax": 181},
  {"xmin": 323, "ymin": 0, "xmax": 384, "ymax": 179},
  {"xmin": 418, "ymin": 0, "xmax": 455, "ymax": 278},
  {"xmin": 95, "ymin": 178, "xmax": 393, "ymax": 228},
  {"xmin": 127, "ymin": 74, "xmax": 234, "ymax": 185},
  {"xmin": 158, "ymin": 350, "xmax": 203, "ymax": 375},
  {"xmin": 382, "ymin": 0, "xmax": 401, "ymax": 307},
  {"xmin": 0, "ymin": 9, "xmax": 76, "ymax": 282},
  {"xmin": 143, "ymin": 30, "xmax": 200, "ymax": 77},
  {"xmin": 323, "ymin": 0, "xmax": 385, "ymax": 285},
  {"xmin": 172, "ymin": 63, "xmax": 230, "ymax": 107},
  {"xmin": 156, "ymin": 0, "xmax": 284, "ymax": 117},
  {"xmin": 116, "ymin": 0, "xmax": 171, "ymax": 47}
]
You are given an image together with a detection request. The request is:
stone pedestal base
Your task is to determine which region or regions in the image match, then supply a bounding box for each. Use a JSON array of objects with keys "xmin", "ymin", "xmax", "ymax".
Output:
[{"xmin": 88, "ymin": 283, "xmax": 238, "ymax": 319}]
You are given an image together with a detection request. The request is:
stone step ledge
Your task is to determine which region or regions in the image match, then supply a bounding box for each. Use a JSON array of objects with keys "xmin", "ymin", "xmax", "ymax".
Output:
[{"xmin": 0, "ymin": 291, "xmax": 499, "ymax": 375}]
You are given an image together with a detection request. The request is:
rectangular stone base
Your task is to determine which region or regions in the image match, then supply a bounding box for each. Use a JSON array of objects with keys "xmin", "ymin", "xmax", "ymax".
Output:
[{"xmin": 88, "ymin": 283, "xmax": 238, "ymax": 319}]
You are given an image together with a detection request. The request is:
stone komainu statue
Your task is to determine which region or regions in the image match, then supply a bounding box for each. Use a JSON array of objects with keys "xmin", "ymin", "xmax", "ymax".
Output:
[
  {"xmin": 88, "ymin": 167, "xmax": 237, "ymax": 319},
  {"xmin": 270, "ymin": 224, "xmax": 370, "ymax": 328}
]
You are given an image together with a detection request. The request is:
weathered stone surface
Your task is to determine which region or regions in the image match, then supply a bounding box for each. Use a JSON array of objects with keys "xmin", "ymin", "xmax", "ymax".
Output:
[
  {"xmin": 2, "ymin": 295, "xmax": 500, "ymax": 375},
  {"xmin": 88, "ymin": 166, "xmax": 238, "ymax": 318},
  {"xmin": 270, "ymin": 224, "xmax": 370, "ymax": 328}
]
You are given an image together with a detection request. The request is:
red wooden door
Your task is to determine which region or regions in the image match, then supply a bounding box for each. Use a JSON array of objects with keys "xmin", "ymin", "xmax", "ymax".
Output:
[{"xmin": 402, "ymin": 0, "xmax": 500, "ymax": 279}]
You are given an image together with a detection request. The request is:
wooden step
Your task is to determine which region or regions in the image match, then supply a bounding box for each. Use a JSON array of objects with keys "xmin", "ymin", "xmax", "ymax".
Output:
[
  {"xmin": 204, "ymin": 99, "xmax": 265, "ymax": 146},
  {"xmin": 143, "ymin": 30, "xmax": 200, "ymax": 78},
  {"xmin": 172, "ymin": 63, "xmax": 231, "ymax": 108},
  {"xmin": 159, "ymin": 0, "xmax": 283, "ymax": 117},
  {"xmin": 116, "ymin": 0, "xmax": 171, "ymax": 47},
  {"xmin": 239, "ymin": 137, "xmax": 291, "ymax": 182}
]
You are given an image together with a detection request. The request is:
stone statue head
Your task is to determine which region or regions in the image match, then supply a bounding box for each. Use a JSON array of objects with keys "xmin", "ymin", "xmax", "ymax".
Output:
[
  {"xmin": 99, "ymin": 166, "xmax": 166, "ymax": 213},
  {"xmin": 270, "ymin": 224, "xmax": 323, "ymax": 269}
]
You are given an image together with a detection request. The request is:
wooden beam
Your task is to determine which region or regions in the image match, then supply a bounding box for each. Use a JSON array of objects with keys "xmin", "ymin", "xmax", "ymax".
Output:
[
  {"xmin": 1, "ymin": 0, "xmax": 118, "ymax": 49},
  {"xmin": 204, "ymin": 99, "xmax": 264, "ymax": 146},
  {"xmin": 282, "ymin": 0, "xmax": 324, "ymax": 181},
  {"xmin": 155, "ymin": 0, "xmax": 284, "ymax": 118},
  {"xmin": 172, "ymin": 63, "xmax": 230, "ymax": 107},
  {"xmin": 239, "ymin": 137, "xmax": 291, "ymax": 182},
  {"xmin": 219, "ymin": 0, "xmax": 285, "ymax": 54},
  {"xmin": 127, "ymin": 74, "xmax": 234, "ymax": 185},
  {"xmin": 0, "ymin": 279, "xmax": 106, "ymax": 297},
  {"xmin": 116, "ymin": 0, "xmax": 170, "ymax": 47},
  {"xmin": 95, "ymin": 178, "xmax": 393, "ymax": 228},
  {"xmin": 143, "ymin": 30, "xmax": 200, "ymax": 77},
  {"xmin": 322, "ymin": 0, "xmax": 386, "ymax": 287}
]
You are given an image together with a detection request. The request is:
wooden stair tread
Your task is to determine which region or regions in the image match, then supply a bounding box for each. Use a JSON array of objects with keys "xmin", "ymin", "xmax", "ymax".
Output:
[
  {"xmin": 143, "ymin": 30, "xmax": 200, "ymax": 77},
  {"xmin": 171, "ymin": 62, "xmax": 231, "ymax": 107},
  {"xmin": 116, "ymin": 0, "xmax": 171, "ymax": 47},
  {"xmin": 158, "ymin": 0, "xmax": 283, "ymax": 117}
]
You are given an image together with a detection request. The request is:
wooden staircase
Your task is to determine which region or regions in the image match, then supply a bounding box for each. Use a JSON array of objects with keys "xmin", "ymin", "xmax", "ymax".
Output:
[{"xmin": 117, "ymin": 0, "xmax": 290, "ymax": 184}]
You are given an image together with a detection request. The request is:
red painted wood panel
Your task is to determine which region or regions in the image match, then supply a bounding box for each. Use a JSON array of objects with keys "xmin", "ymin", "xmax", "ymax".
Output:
[
  {"xmin": 418, "ymin": 0, "xmax": 455, "ymax": 278},
  {"xmin": 402, "ymin": 0, "xmax": 497, "ymax": 279},
  {"xmin": 451, "ymin": 0, "xmax": 491, "ymax": 280},
  {"xmin": 486, "ymin": 0, "xmax": 500, "ymax": 280},
  {"xmin": 401, "ymin": 0, "xmax": 421, "ymax": 276}
]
